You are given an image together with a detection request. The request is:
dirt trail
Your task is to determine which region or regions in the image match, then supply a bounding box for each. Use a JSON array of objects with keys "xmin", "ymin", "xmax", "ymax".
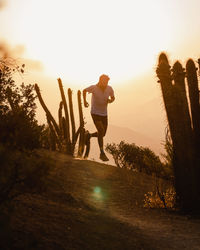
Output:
[{"xmin": 11, "ymin": 151, "xmax": 200, "ymax": 249}]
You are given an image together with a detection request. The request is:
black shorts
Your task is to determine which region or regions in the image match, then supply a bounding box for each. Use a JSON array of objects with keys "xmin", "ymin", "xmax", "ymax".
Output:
[{"xmin": 91, "ymin": 114, "xmax": 108, "ymax": 130}]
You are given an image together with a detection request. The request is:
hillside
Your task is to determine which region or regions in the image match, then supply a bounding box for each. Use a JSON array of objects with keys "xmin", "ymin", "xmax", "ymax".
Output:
[{"xmin": 3, "ymin": 150, "xmax": 200, "ymax": 249}]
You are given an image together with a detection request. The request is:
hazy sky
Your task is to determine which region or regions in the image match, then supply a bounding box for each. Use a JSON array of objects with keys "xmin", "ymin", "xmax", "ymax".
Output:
[
  {"xmin": 1, "ymin": 0, "xmax": 200, "ymax": 151},
  {"xmin": 1, "ymin": 0, "xmax": 200, "ymax": 84}
]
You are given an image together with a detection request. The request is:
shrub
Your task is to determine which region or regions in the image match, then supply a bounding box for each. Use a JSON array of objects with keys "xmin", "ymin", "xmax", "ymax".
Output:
[
  {"xmin": 106, "ymin": 141, "xmax": 170, "ymax": 178},
  {"xmin": 0, "ymin": 144, "xmax": 51, "ymax": 206},
  {"xmin": 144, "ymin": 187, "xmax": 176, "ymax": 209},
  {"xmin": 0, "ymin": 60, "xmax": 45, "ymax": 149}
]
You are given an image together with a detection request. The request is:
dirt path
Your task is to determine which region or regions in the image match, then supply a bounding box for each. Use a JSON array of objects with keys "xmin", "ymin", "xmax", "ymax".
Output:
[{"xmin": 11, "ymin": 151, "xmax": 200, "ymax": 249}]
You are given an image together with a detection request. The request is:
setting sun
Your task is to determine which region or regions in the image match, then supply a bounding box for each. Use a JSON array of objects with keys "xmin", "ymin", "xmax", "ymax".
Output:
[{"xmin": 1, "ymin": 0, "xmax": 173, "ymax": 85}]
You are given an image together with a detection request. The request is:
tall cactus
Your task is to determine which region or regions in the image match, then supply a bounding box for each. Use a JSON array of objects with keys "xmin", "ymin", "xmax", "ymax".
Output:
[
  {"xmin": 68, "ymin": 88, "xmax": 76, "ymax": 147},
  {"xmin": 62, "ymin": 117, "xmax": 67, "ymax": 140},
  {"xmin": 35, "ymin": 84, "xmax": 61, "ymax": 140},
  {"xmin": 156, "ymin": 54, "xmax": 179, "ymax": 150},
  {"xmin": 186, "ymin": 59, "xmax": 200, "ymax": 152},
  {"xmin": 58, "ymin": 101, "xmax": 63, "ymax": 131},
  {"xmin": 172, "ymin": 61, "xmax": 197, "ymax": 209},
  {"xmin": 84, "ymin": 130, "xmax": 91, "ymax": 159},
  {"xmin": 57, "ymin": 78, "xmax": 71, "ymax": 154},
  {"xmin": 198, "ymin": 58, "xmax": 200, "ymax": 73},
  {"xmin": 46, "ymin": 115, "xmax": 57, "ymax": 151},
  {"xmin": 77, "ymin": 90, "xmax": 85, "ymax": 157},
  {"xmin": 35, "ymin": 80, "xmax": 90, "ymax": 158},
  {"xmin": 156, "ymin": 53, "xmax": 200, "ymax": 211}
]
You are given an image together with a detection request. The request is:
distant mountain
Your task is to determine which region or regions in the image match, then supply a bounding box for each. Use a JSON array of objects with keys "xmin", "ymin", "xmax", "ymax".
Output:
[
  {"xmin": 106, "ymin": 124, "xmax": 163, "ymax": 153},
  {"xmin": 112, "ymin": 97, "xmax": 166, "ymax": 142},
  {"xmin": 85, "ymin": 124, "xmax": 164, "ymax": 165}
]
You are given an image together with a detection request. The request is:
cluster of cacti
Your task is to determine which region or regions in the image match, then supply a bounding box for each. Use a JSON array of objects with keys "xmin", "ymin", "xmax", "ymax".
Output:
[
  {"xmin": 35, "ymin": 78, "xmax": 90, "ymax": 158},
  {"xmin": 156, "ymin": 53, "xmax": 200, "ymax": 211}
]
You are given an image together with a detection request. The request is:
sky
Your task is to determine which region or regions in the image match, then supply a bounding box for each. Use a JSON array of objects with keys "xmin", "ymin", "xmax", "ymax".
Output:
[{"xmin": 1, "ymin": 0, "xmax": 200, "ymax": 153}]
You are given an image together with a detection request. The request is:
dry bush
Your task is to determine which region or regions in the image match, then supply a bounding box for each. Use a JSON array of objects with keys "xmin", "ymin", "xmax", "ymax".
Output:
[{"xmin": 144, "ymin": 176, "xmax": 176, "ymax": 209}]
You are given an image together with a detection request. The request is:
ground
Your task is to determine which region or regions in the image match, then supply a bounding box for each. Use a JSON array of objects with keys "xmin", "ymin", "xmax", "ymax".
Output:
[{"xmin": 3, "ymin": 150, "xmax": 200, "ymax": 249}]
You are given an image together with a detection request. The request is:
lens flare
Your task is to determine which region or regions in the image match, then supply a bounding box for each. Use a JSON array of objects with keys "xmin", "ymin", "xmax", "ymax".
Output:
[{"xmin": 93, "ymin": 186, "xmax": 103, "ymax": 200}]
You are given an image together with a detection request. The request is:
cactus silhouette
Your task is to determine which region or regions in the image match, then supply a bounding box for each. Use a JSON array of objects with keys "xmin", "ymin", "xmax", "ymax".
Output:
[
  {"xmin": 58, "ymin": 78, "xmax": 71, "ymax": 154},
  {"xmin": 156, "ymin": 53, "xmax": 200, "ymax": 211},
  {"xmin": 68, "ymin": 88, "xmax": 76, "ymax": 143},
  {"xmin": 77, "ymin": 90, "xmax": 85, "ymax": 157},
  {"xmin": 35, "ymin": 79, "xmax": 90, "ymax": 157},
  {"xmin": 35, "ymin": 84, "xmax": 61, "ymax": 140},
  {"xmin": 58, "ymin": 101, "xmax": 64, "ymax": 144},
  {"xmin": 186, "ymin": 59, "xmax": 200, "ymax": 151}
]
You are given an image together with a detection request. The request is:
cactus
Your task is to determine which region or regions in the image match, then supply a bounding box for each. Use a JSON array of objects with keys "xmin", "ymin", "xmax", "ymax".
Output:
[
  {"xmin": 186, "ymin": 59, "xmax": 200, "ymax": 190},
  {"xmin": 68, "ymin": 88, "xmax": 76, "ymax": 149},
  {"xmin": 156, "ymin": 54, "xmax": 178, "ymax": 147},
  {"xmin": 46, "ymin": 115, "xmax": 56, "ymax": 151},
  {"xmin": 62, "ymin": 117, "xmax": 67, "ymax": 140},
  {"xmin": 186, "ymin": 59, "xmax": 200, "ymax": 151},
  {"xmin": 57, "ymin": 81, "xmax": 82, "ymax": 155},
  {"xmin": 57, "ymin": 78, "xmax": 71, "ymax": 154},
  {"xmin": 198, "ymin": 58, "xmax": 200, "ymax": 74},
  {"xmin": 77, "ymin": 90, "xmax": 85, "ymax": 157},
  {"xmin": 84, "ymin": 130, "xmax": 91, "ymax": 159},
  {"xmin": 35, "ymin": 84, "xmax": 61, "ymax": 140},
  {"xmin": 156, "ymin": 53, "xmax": 200, "ymax": 211},
  {"xmin": 172, "ymin": 61, "xmax": 198, "ymax": 209},
  {"xmin": 58, "ymin": 101, "xmax": 63, "ymax": 134},
  {"xmin": 35, "ymin": 80, "xmax": 90, "ymax": 157}
]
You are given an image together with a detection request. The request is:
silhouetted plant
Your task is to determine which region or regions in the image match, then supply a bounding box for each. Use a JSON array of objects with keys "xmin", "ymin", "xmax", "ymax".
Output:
[
  {"xmin": 0, "ymin": 60, "xmax": 44, "ymax": 150},
  {"xmin": 0, "ymin": 144, "xmax": 51, "ymax": 206},
  {"xmin": 77, "ymin": 90, "xmax": 86, "ymax": 157},
  {"xmin": 35, "ymin": 78, "xmax": 90, "ymax": 157},
  {"xmin": 144, "ymin": 187, "xmax": 176, "ymax": 209},
  {"xmin": 58, "ymin": 78, "xmax": 71, "ymax": 153},
  {"xmin": 0, "ymin": 58, "xmax": 51, "ymax": 221},
  {"xmin": 106, "ymin": 141, "xmax": 169, "ymax": 179},
  {"xmin": 156, "ymin": 53, "xmax": 200, "ymax": 212},
  {"xmin": 186, "ymin": 59, "xmax": 200, "ymax": 154}
]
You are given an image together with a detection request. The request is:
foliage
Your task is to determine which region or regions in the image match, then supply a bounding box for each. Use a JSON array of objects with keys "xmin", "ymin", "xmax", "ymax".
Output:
[
  {"xmin": 39, "ymin": 125, "xmax": 52, "ymax": 149},
  {"xmin": 0, "ymin": 59, "xmax": 45, "ymax": 149},
  {"xmin": 0, "ymin": 58, "xmax": 51, "ymax": 205},
  {"xmin": 105, "ymin": 138, "xmax": 176, "ymax": 209},
  {"xmin": 144, "ymin": 187, "xmax": 176, "ymax": 209},
  {"xmin": 0, "ymin": 144, "xmax": 51, "ymax": 206},
  {"xmin": 0, "ymin": 59, "xmax": 52, "ymax": 247},
  {"xmin": 106, "ymin": 141, "xmax": 171, "ymax": 179}
]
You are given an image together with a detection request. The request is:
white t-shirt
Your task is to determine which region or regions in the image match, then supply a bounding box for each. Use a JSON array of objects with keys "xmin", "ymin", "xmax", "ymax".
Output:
[{"xmin": 85, "ymin": 84, "xmax": 114, "ymax": 116}]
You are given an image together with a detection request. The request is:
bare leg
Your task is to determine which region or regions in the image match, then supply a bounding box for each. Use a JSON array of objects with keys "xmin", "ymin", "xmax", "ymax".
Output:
[
  {"xmin": 91, "ymin": 121, "xmax": 108, "ymax": 161},
  {"xmin": 89, "ymin": 114, "xmax": 108, "ymax": 161},
  {"xmin": 92, "ymin": 121, "xmax": 105, "ymax": 153}
]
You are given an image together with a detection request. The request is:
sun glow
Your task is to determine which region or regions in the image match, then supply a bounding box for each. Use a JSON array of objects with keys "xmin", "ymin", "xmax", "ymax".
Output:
[{"xmin": 2, "ymin": 0, "xmax": 173, "ymax": 85}]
